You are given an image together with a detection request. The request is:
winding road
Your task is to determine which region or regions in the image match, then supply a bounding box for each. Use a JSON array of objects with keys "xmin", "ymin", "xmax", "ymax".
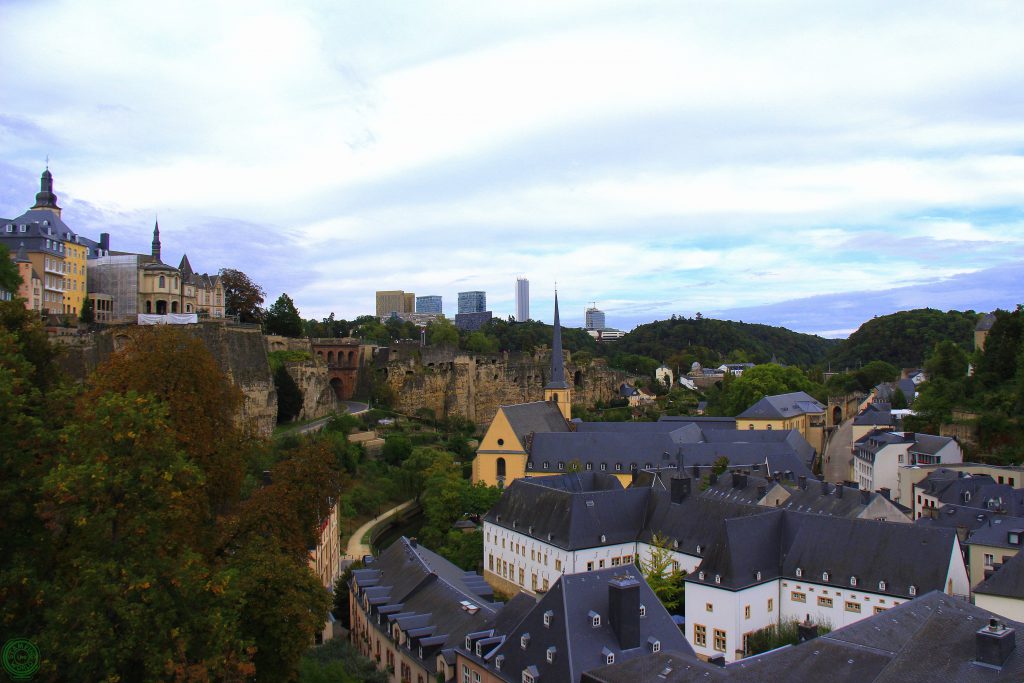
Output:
[
  {"xmin": 823, "ymin": 416, "xmax": 854, "ymax": 483},
  {"xmin": 344, "ymin": 499, "xmax": 416, "ymax": 561}
]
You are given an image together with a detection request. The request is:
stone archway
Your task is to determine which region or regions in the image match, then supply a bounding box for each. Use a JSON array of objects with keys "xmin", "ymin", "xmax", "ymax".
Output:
[
  {"xmin": 330, "ymin": 377, "xmax": 344, "ymax": 400},
  {"xmin": 832, "ymin": 406, "xmax": 842, "ymax": 425}
]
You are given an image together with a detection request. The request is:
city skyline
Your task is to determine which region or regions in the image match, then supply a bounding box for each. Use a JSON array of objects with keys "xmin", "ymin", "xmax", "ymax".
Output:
[{"xmin": 3, "ymin": 2, "xmax": 1023, "ymax": 336}]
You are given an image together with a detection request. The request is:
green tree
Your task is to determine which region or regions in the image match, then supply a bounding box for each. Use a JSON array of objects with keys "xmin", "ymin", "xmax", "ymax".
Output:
[
  {"xmin": 265, "ymin": 293, "xmax": 305, "ymax": 337},
  {"xmin": 711, "ymin": 455, "xmax": 731, "ymax": 476},
  {"xmin": 891, "ymin": 387, "xmax": 908, "ymax": 409},
  {"xmin": 708, "ymin": 363, "xmax": 824, "ymax": 416},
  {"xmin": 382, "ymin": 433, "xmax": 413, "ymax": 466},
  {"xmin": 0, "ymin": 243, "xmax": 20, "ymax": 294},
  {"xmin": 925, "ymin": 340, "xmax": 970, "ymax": 383},
  {"xmin": 853, "ymin": 360, "xmax": 899, "ymax": 391},
  {"xmin": 79, "ymin": 295, "xmax": 94, "ymax": 324},
  {"xmin": 275, "ymin": 364, "xmax": 304, "ymax": 423},
  {"xmin": 640, "ymin": 533, "xmax": 686, "ymax": 613},
  {"xmin": 465, "ymin": 331, "xmax": 499, "ymax": 354},
  {"xmin": 220, "ymin": 267, "xmax": 267, "ymax": 324}
]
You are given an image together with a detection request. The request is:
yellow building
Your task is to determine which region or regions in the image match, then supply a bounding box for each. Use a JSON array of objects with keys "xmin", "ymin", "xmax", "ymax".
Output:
[
  {"xmin": 735, "ymin": 391, "xmax": 826, "ymax": 453},
  {"xmin": 6, "ymin": 243, "xmax": 42, "ymax": 311}
]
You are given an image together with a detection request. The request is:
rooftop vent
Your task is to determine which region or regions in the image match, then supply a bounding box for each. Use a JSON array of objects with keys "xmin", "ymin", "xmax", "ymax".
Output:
[{"xmin": 977, "ymin": 618, "xmax": 1016, "ymax": 668}]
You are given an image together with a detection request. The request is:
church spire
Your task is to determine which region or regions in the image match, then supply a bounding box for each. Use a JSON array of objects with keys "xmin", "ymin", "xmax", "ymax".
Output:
[
  {"xmin": 544, "ymin": 290, "xmax": 571, "ymax": 419},
  {"xmin": 31, "ymin": 167, "xmax": 61, "ymax": 214},
  {"xmin": 151, "ymin": 219, "xmax": 161, "ymax": 262}
]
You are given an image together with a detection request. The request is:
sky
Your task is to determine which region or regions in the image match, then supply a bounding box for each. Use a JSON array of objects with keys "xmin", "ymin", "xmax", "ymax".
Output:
[{"xmin": 2, "ymin": 0, "xmax": 1022, "ymax": 337}]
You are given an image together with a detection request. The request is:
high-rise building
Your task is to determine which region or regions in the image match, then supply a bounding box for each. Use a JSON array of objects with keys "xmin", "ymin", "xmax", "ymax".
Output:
[
  {"xmin": 515, "ymin": 277, "xmax": 529, "ymax": 322},
  {"xmin": 458, "ymin": 290, "xmax": 486, "ymax": 314},
  {"xmin": 416, "ymin": 295, "xmax": 442, "ymax": 314},
  {"xmin": 376, "ymin": 290, "xmax": 414, "ymax": 317},
  {"xmin": 585, "ymin": 304, "xmax": 606, "ymax": 330}
]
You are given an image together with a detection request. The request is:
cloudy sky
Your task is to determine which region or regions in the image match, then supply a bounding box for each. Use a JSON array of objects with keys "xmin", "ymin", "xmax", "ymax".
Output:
[{"xmin": 2, "ymin": 0, "xmax": 1022, "ymax": 336}]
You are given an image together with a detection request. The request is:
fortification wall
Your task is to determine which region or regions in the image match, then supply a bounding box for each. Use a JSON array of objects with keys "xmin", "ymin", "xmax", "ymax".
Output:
[{"xmin": 375, "ymin": 348, "xmax": 624, "ymax": 425}]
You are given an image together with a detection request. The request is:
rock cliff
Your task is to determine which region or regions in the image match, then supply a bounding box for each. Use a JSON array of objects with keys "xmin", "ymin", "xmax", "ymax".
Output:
[{"xmin": 371, "ymin": 344, "xmax": 626, "ymax": 426}]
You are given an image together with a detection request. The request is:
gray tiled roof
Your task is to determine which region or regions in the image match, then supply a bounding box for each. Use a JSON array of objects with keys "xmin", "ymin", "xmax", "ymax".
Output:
[
  {"xmin": 501, "ymin": 401, "xmax": 570, "ymax": 446},
  {"xmin": 473, "ymin": 565, "xmax": 693, "ymax": 683},
  {"xmin": 584, "ymin": 592, "xmax": 1024, "ymax": 682},
  {"xmin": 975, "ymin": 549, "xmax": 1024, "ymax": 599},
  {"xmin": 736, "ymin": 391, "xmax": 825, "ymax": 420},
  {"xmin": 976, "ymin": 312, "xmax": 997, "ymax": 331}
]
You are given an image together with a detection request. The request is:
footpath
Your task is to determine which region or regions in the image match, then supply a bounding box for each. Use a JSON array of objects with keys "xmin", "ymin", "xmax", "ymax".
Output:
[{"xmin": 344, "ymin": 499, "xmax": 416, "ymax": 561}]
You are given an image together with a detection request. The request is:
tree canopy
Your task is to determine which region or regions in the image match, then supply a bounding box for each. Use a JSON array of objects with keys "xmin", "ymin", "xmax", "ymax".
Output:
[
  {"xmin": 265, "ymin": 293, "xmax": 304, "ymax": 337},
  {"xmin": 706, "ymin": 363, "xmax": 825, "ymax": 416},
  {"xmin": 220, "ymin": 267, "xmax": 266, "ymax": 324},
  {"xmin": 0, "ymin": 243, "xmax": 22, "ymax": 294},
  {"xmin": 827, "ymin": 308, "xmax": 976, "ymax": 369}
]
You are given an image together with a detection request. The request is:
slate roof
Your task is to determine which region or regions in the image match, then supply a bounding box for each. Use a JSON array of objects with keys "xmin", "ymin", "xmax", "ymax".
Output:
[
  {"xmin": 909, "ymin": 433, "xmax": 956, "ymax": 456},
  {"xmin": 351, "ymin": 537, "xmax": 503, "ymax": 674},
  {"xmin": 975, "ymin": 549, "xmax": 1024, "ymax": 599},
  {"xmin": 854, "ymin": 404, "xmax": 895, "ymax": 427},
  {"xmin": 688, "ymin": 511, "xmax": 957, "ymax": 598},
  {"xmin": 976, "ymin": 312, "xmax": 997, "ymax": 332},
  {"xmin": 916, "ymin": 470, "xmax": 1024, "ymax": 514},
  {"xmin": 500, "ymin": 401, "xmax": 570, "ymax": 446},
  {"xmin": 485, "ymin": 475, "xmax": 650, "ymax": 550},
  {"xmin": 963, "ymin": 516, "xmax": 1024, "ymax": 551},
  {"xmin": 657, "ymin": 416, "xmax": 737, "ymax": 429},
  {"xmin": 897, "ymin": 378, "xmax": 918, "ymax": 405},
  {"xmin": 736, "ymin": 391, "xmax": 825, "ymax": 420},
  {"xmin": 468, "ymin": 565, "xmax": 693, "ymax": 683},
  {"xmin": 583, "ymin": 592, "xmax": 1024, "ymax": 682}
]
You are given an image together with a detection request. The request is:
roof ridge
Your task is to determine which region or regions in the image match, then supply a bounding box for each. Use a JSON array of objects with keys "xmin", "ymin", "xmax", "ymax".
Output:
[{"xmin": 559, "ymin": 576, "xmax": 575, "ymax": 679}]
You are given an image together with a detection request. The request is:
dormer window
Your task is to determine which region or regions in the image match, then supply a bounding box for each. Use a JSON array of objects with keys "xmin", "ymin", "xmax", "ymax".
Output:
[
  {"xmin": 558, "ymin": 462, "xmax": 564, "ymax": 471},
  {"xmin": 879, "ymin": 580, "xmax": 886, "ymax": 592},
  {"xmin": 589, "ymin": 610, "xmax": 601, "ymax": 627},
  {"xmin": 795, "ymin": 568, "xmax": 803, "ymax": 578},
  {"xmin": 523, "ymin": 671, "xmax": 535, "ymax": 683},
  {"xmin": 639, "ymin": 604, "xmax": 646, "ymax": 617},
  {"xmin": 696, "ymin": 544, "xmax": 702, "ymax": 554},
  {"xmin": 822, "ymin": 571, "xmax": 829, "ymax": 582},
  {"xmin": 476, "ymin": 641, "xmax": 483, "ymax": 656},
  {"xmin": 651, "ymin": 639, "xmax": 661, "ymax": 653},
  {"xmin": 543, "ymin": 610, "xmax": 554, "ymax": 627},
  {"xmin": 546, "ymin": 646, "xmax": 556, "ymax": 663},
  {"xmin": 605, "ymin": 651, "xmax": 615, "ymax": 665},
  {"xmin": 715, "ymin": 574, "xmax": 721, "ymax": 584},
  {"xmin": 586, "ymin": 462, "xmax": 593, "ymax": 471},
  {"xmin": 698, "ymin": 571, "xmax": 705, "ymax": 580},
  {"xmin": 600, "ymin": 463, "xmax": 607, "ymax": 471},
  {"xmin": 496, "ymin": 655, "xmax": 504, "ymax": 671},
  {"xmin": 850, "ymin": 576, "xmax": 858, "ymax": 587},
  {"xmin": 909, "ymin": 585, "xmax": 917, "ymax": 596},
  {"xmin": 543, "ymin": 462, "xmax": 549, "ymax": 470},
  {"xmin": 615, "ymin": 463, "xmax": 622, "ymax": 471},
  {"xmin": 756, "ymin": 571, "xmax": 762, "ymax": 581},
  {"xmin": 521, "ymin": 633, "xmax": 530, "ymax": 649},
  {"xmin": 600, "ymin": 534, "xmax": 606, "ymax": 543}
]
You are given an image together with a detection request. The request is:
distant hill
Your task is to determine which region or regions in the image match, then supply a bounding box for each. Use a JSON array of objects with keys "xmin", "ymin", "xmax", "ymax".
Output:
[
  {"xmin": 826, "ymin": 308, "xmax": 978, "ymax": 369},
  {"xmin": 611, "ymin": 316, "xmax": 840, "ymax": 367}
]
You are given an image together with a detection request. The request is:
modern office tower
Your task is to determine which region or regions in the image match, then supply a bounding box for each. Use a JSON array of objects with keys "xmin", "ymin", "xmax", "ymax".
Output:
[
  {"xmin": 416, "ymin": 295, "xmax": 442, "ymax": 314},
  {"xmin": 515, "ymin": 277, "xmax": 529, "ymax": 322},
  {"xmin": 376, "ymin": 290, "xmax": 414, "ymax": 317},
  {"xmin": 585, "ymin": 304, "xmax": 606, "ymax": 330},
  {"xmin": 458, "ymin": 290, "xmax": 486, "ymax": 314}
]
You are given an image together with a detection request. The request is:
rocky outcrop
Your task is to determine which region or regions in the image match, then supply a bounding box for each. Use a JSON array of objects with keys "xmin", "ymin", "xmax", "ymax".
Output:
[
  {"xmin": 372, "ymin": 344, "xmax": 626, "ymax": 426},
  {"xmin": 58, "ymin": 322, "xmax": 278, "ymax": 438}
]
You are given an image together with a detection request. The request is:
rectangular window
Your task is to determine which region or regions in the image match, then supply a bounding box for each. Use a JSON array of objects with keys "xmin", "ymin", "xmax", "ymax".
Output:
[
  {"xmin": 744, "ymin": 605, "xmax": 751, "ymax": 619},
  {"xmin": 611, "ymin": 557, "xmax": 620, "ymax": 566},
  {"xmin": 791, "ymin": 591, "xmax": 806, "ymax": 603},
  {"xmin": 462, "ymin": 665, "xmax": 470, "ymax": 683},
  {"xmin": 706, "ymin": 603, "xmax": 713, "ymax": 613},
  {"xmin": 693, "ymin": 624, "xmax": 707, "ymax": 647},
  {"xmin": 874, "ymin": 606, "xmax": 886, "ymax": 614},
  {"xmin": 473, "ymin": 672, "xmax": 481, "ymax": 683},
  {"xmin": 519, "ymin": 568, "xmax": 524, "ymax": 585},
  {"xmin": 555, "ymin": 559, "xmax": 562, "ymax": 571},
  {"xmin": 599, "ymin": 559, "xmax": 605, "ymax": 568},
  {"xmin": 713, "ymin": 629, "xmax": 727, "ymax": 652},
  {"xmin": 818, "ymin": 597, "xmax": 833, "ymax": 608},
  {"xmin": 586, "ymin": 561, "xmax": 594, "ymax": 571},
  {"xmin": 768, "ymin": 598, "xmax": 774, "ymax": 612},
  {"xmin": 542, "ymin": 578, "xmax": 549, "ymax": 591},
  {"xmin": 985, "ymin": 553, "xmax": 995, "ymax": 567},
  {"xmin": 488, "ymin": 554, "xmax": 493, "ymax": 571},
  {"xmin": 845, "ymin": 601, "xmax": 861, "ymax": 613}
]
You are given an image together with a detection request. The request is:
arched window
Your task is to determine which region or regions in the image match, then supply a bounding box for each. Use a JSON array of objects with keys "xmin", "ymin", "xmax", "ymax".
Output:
[
  {"xmin": 159, "ymin": 275, "xmax": 165, "ymax": 288},
  {"xmin": 171, "ymin": 301, "xmax": 179, "ymax": 313},
  {"xmin": 496, "ymin": 457, "xmax": 506, "ymax": 478}
]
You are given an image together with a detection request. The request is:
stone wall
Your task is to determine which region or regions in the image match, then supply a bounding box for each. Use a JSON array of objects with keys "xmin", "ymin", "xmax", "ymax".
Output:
[
  {"xmin": 59, "ymin": 322, "xmax": 278, "ymax": 438},
  {"xmin": 372, "ymin": 345, "xmax": 625, "ymax": 426}
]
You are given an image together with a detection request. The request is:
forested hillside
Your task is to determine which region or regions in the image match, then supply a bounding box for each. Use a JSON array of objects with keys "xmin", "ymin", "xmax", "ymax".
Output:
[
  {"xmin": 610, "ymin": 315, "xmax": 839, "ymax": 367},
  {"xmin": 827, "ymin": 309, "xmax": 977, "ymax": 369}
]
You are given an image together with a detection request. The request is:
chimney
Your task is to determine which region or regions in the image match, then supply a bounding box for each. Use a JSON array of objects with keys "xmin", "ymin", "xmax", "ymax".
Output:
[
  {"xmin": 799, "ymin": 475, "xmax": 808, "ymax": 490},
  {"xmin": 861, "ymin": 489, "xmax": 871, "ymax": 505},
  {"xmin": 709, "ymin": 472, "xmax": 718, "ymax": 486},
  {"xmin": 708, "ymin": 655, "xmax": 726, "ymax": 667},
  {"xmin": 733, "ymin": 473, "xmax": 747, "ymax": 489},
  {"xmin": 409, "ymin": 537, "xmax": 418, "ymax": 548},
  {"xmin": 692, "ymin": 465, "xmax": 699, "ymax": 479},
  {"xmin": 99, "ymin": 233, "xmax": 110, "ymax": 251},
  {"xmin": 976, "ymin": 618, "xmax": 1016, "ymax": 668},
  {"xmin": 836, "ymin": 485, "xmax": 844, "ymax": 499},
  {"xmin": 820, "ymin": 480, "xmax": 829, "ymax": 496},
  {"xmin": 879, "ymin": 487, "xmax": 891, "ymax": 500},
  {"xmin": 757, "ymin": 485, "xmax": 768, "ymax": 499},
  {"xmin": 670, "ymin": 475, "xmax": 691, "ymax": 504},
  {"xmin": 608, "ymin": 576, "xmax": 641, "ymax": 650},
  {"xmin": 631, "ymin": 470, "xmax": 638, "ymax": 485},
  {"xmin": 798, "ymin": 616, "xmax": 819, "ymax": 643}
]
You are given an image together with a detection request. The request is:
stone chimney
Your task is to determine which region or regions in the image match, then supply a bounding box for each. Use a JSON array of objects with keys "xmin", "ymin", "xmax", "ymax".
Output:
[
  {"xmin": 861, "ymin": 489, "xmax": 871, "ymax": 505},
  {"xmin": 100, "ymin": 233, "xmax": 110, "ymax": 251},
  {"xmin": 879, "ymin": 487, "xmax": 891, "ymax": 500},
  {"xmin": 799, "ymin": 475, "xmax": 808, "ymax": 490},
  {"xmin": 836, "ymin": 484, "xmax": 844, "ymax": 499},
  {"xmin": 608, "ymin": 575, "xmax": 641, "ymax": 650},
  {"xmin": 976, "ymin": 618, "xmax": 1016, "ymax": 668},
  {"xmin": 733, "ymin": 473, "xmax": 747, "ymax": 489},
  {"xmin": 820, "ymin": 480, "xmax": 829, "ymax": 495},
  {"xmin": 670, "ymin": 475, "xmax": 691, "ymax": 504},
  {"xmin": 798, "ymin": 616, "xmax": 819, "ymax": 643},
  {"xmin": 709, "ymin": 472, "xmax": 718, "ymax": 486}
]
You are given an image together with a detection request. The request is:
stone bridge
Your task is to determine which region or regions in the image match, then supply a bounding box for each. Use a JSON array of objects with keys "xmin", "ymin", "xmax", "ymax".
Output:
[
  {"xmin": 310, "ymin": 338, "xmax": 362, "ymax": 400},
  {"xmin": 827, "ymin": 393, "xmax": 866, "ymax": 428}
]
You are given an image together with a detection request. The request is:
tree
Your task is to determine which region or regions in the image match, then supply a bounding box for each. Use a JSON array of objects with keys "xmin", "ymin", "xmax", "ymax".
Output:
[
  {"xmin": 640, "ymin": 533, "xmax": 686, "ymax": 613},
  {"xmin": 711, "ymin": 455, "xmax": 731, "ymax": 476},
  {"xmin": 707, "ymin": 363, "xmax": 824, "ymax": 417},
  {"xmin": 0, "ymin": 243, "xmax": 21, "ymax": 295},
  {"xmin": 891, "ymin": 387, "xmax": 908, "ymax": 409},
  {"xmin": 275, "ymin": 364, "xmax": 304, "ymax": 423},
  {"xmin": 465, "ymin": 332, "xmax": 499, "ymax": 354},
  {"xmin": 925, "ymin": 340, "xmax": 970, "ymax": 383},
  {"xmin": 382, "ymin": 433, "xmax": 413, "ymax": 466},
  {"xmin": 265, "ymin": 293, "xmax": 305, "ymax": 337},
  {"xmin": 220, "ymin": 268, "xmax": 267, "ymax": 323},
  {"xmin": 79, "ymin": 295, "xmax": 94, "ymax": 324}
]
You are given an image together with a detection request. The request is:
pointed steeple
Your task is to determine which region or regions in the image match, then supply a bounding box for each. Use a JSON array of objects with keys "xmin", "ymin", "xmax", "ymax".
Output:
[
  {"xmin": 546, "ymin": 291, "xmax": 568, "ymax": 390},
  {"xmin": 151, "ymin": 220, "xmax": 161, "ymax": 262},
  {"xmin": 31, "ymin": 167, "xmax": 61, "ymax": 214},
  {"xmin": 178, "ymin": 253, "xmax": 194, "ymax": 280}
]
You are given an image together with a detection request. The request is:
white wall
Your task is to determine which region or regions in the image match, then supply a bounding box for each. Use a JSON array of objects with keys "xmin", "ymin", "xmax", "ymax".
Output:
[
  {"xmin": 686, "ymin": 581, "xmax": 777, "ymax": 663},
  {"xmin": 975, "ymin": 594, "xmax": 1024, "ymax": 622}
]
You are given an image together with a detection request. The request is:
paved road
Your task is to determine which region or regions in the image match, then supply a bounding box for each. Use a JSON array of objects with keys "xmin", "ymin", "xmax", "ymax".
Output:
[
  {"xmin": 823, "ymin": 417, "xmax": 854, "ymax": 483},
  {"xmin": 344, "ymin": 499, "xmax": 416, "ymax": 561},
  {"xmin": 342, "ymin": 400, "xmax": 369, "ymax": 415}
]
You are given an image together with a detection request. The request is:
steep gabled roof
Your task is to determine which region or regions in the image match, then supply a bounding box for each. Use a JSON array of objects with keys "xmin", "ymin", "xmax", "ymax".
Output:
[
  {"xmin": 736, "ymin": 391, "xmax": 825, "ymax": 420},
  {"xmin": 500, "ymin": 401, "xmax": 570, "ymax": 446},
  {"xmin": 975, "ymin": 549, "xmax": 1024, "ymax": 599}
]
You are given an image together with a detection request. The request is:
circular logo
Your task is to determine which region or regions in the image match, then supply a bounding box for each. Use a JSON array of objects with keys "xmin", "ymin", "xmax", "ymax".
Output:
[{"xmin": 1, "ymin": 639, "xmax": 39, "ymax": 680}]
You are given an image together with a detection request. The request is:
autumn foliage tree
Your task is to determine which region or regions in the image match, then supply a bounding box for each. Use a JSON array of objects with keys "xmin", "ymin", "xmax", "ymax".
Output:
[{"xmin": 220, "ymin": 267, "xmax": 267, "ymax": 324}]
